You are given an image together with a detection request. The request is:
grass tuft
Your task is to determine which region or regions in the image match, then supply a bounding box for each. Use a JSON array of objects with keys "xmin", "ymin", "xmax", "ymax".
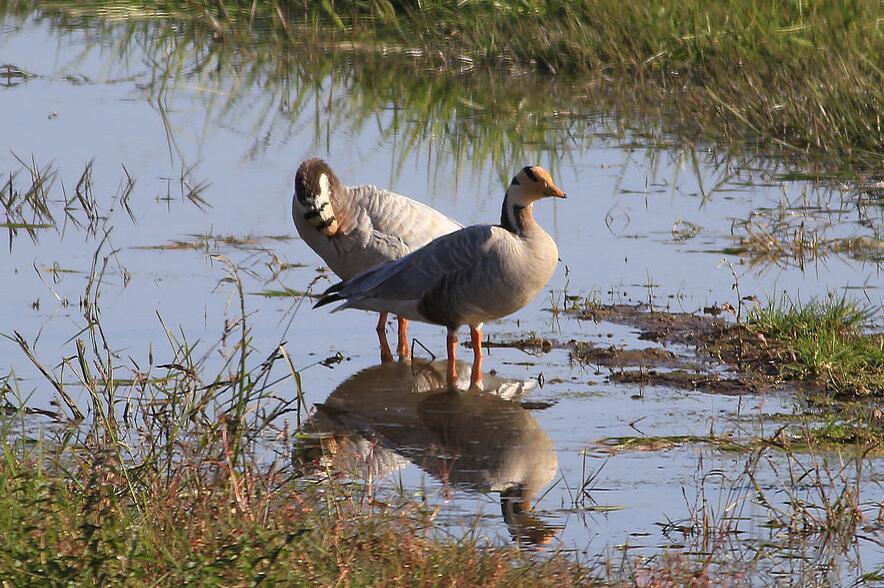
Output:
[
  {"xmin": 748, "ymin": 297, "xmax": 884, "ymax": 397},
  {"xmin": 0, "ymin": 451, "xmax": 594, "ymax": 585}
]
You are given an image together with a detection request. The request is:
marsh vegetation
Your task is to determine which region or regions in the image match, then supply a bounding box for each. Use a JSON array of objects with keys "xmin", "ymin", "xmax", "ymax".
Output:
[
  {"xmin": 1, "ymin": 1, "xmax": 882, "ymax": 585},
  {"xmin": 13, "ymin": 0, "xmax": 883, "ymax": 172}
]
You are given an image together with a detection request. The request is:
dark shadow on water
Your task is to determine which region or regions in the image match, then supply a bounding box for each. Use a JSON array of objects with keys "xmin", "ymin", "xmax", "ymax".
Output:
[{"xmin": 294, "ymin": 357, "xmax": 561, "ymax": 546}]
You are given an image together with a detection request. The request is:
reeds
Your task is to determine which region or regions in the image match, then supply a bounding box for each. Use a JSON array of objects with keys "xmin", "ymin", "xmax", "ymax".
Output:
[
  {"xmin": 0, "ymin": 233, "xmax": 593, "ymax": 585},
  {"xmin": 6, "ymin": 0, "xmax": 882, "ymax": 174},
  {"xmin": 306, "ymin": 0, "xmax": 884, "ymax": 170}
]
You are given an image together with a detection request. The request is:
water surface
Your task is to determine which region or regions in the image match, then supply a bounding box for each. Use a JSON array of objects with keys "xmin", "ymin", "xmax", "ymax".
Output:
[{"xmin": 1, "ymin": 11, "xmax": 881, "ymax": 583}]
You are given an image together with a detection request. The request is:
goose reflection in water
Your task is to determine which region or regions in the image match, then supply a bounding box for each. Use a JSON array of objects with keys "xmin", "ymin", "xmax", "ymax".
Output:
[{"xmin": 294, "ymin": 358, "xmax": 560, "ymax": 546}]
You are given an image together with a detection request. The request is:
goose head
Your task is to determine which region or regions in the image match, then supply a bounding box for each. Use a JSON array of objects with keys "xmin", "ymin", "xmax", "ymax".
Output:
[
  {"xmin": 500, "ymin": 166, "xmax": 566, "ymax": 235},
  {"xmin": 295, "ymin": 158, "xmax": 342, "ymax": 236},
  {"xmin": 506, "ymin": 165, "xmax": 567, "ymax": 206}
]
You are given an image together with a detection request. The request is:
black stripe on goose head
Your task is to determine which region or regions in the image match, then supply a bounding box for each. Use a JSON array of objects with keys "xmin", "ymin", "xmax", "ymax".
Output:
[{"xmin": 522, "ymin": 166, "xmax": 539, "ymax": 183}]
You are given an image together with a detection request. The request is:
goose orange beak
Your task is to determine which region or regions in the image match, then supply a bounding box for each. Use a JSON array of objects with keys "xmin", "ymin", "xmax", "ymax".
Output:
[{"xmin": 546, "ymin": 184, "xmax": 567, "ymax": 198}]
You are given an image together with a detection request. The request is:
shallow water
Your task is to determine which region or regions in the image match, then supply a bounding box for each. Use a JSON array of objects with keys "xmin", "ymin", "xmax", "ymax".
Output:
[{"xmin": 1, "ymin": 11, "xmax": 882, "ymax": 583}]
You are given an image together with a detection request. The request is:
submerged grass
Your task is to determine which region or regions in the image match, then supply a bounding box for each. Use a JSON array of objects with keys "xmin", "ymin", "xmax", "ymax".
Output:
[
  {"xmin": 1, "ymin": 156, "xmax": 141, "ymax": 249},
  {"xmin": 729, "ymin": 190, "xmax": 884, "ymax": 268},
  {"xmin": 11, "ymin": 0, "xmax": 882, "ymax": 172}
]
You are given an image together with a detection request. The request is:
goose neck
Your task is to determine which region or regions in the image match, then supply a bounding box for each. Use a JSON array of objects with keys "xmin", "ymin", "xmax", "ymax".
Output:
[{"xmin": 500, "ymin": 191, "xmax": 537, "ymax": 237}]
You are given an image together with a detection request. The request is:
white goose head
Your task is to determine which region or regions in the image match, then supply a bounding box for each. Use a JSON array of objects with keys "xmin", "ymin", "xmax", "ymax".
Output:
[
  {"xmin": 501, "ymin": 166, "xmax": 566, "ymax": 235},
  {"xmin": 295, "ymin": 158, "xmax": 343, "ymax": 237}
]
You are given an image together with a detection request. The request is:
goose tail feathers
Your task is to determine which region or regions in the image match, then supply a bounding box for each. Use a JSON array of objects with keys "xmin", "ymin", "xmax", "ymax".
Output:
[{"xmin": 313, "ymin": 281, "xmax": 346, "ymax": 309}]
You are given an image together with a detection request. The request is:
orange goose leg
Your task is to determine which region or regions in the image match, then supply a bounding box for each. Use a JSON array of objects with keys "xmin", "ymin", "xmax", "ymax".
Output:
[
  {"xmin": 446, "ymin": 329, "xmax": 458, "ymax": 387},
  {"xmin": 376, "ymin": 312, "xmax": 393, "ymax": 364},
  {"xmin": 470, "ymin": 324, "xmax": 483, "ymax": 387},
  {"xmin": 396, "ymin": 317, "xmax": 410, "ymax": 360}
]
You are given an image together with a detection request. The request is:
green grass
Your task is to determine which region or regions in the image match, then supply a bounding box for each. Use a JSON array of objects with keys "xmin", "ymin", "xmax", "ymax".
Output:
[
  {"xmin": 0, "ymin": 453, "xmax": 592, "ymax": 585},
  {"xmin": 306, "ymin": 0, "xmax": 884, "ymax": 172},
  {"xmin": 11, "ymin": 434, "xmax": 864, "ymax": 583},
  {"xmin": 747, "ymin": 297, "xmax": 884, "ymax": 397},
  {"xmin": 0, "ymin": 256, "xmax": 592, "ymax": 585},
  {"xmin": 6, "ymin": 0, "xmax": 883, "ymax": 175}
]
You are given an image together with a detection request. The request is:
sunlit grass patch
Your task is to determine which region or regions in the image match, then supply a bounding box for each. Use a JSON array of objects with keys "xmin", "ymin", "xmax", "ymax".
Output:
[
  {"xmin": 303, "ymin": 0, "xmax": 884, "ymax": 170},
  {"xmin": 0, "ymin": 448, "xmax": 593, "ymax": 585},
  {"xmin": 747, "ymin": 297, "xmax": 884, "ymax": 397},
  {"xmin": 562, "ymin": 296, "xmax": 883, "ymax": 402}
]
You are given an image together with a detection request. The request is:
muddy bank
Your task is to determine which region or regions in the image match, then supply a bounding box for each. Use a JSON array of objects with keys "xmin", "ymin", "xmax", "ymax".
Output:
[
  {"xmin": 489, "ymin": 302, "xmax": 883, "ymax": 398},
  {"xmin": 570, "ymin": 303, "xmax": 782, "ymax": 392}
]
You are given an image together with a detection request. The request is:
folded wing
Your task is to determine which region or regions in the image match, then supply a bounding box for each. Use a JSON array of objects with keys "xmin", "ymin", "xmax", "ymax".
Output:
[
  {"xmin": 343, "ymin": 185, "xmax": 463, "ymax": 261},
  {"xmin": 317, "ymin": 224, "xmax": 501, "ymax": 327}
]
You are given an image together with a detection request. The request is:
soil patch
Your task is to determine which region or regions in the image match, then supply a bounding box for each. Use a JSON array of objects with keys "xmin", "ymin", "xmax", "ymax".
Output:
[
  {"xmin": 608, "ymin": 368, "xmax": 755, "ymax": 394},
  {"xmin": 566, "ymin": 303, "xmax": 803, "ymax": 394}
]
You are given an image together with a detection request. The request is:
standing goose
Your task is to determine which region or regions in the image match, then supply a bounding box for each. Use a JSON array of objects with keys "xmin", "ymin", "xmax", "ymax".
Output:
[
  {"xmin": 315, "ymin": 165, "xmax": 566, "ymax": 386},
  {"xmin": 293, "ymin": 158, "xmax": 462, "ymax": 362}
]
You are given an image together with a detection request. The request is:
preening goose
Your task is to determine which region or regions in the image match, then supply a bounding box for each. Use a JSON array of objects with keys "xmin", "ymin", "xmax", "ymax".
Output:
[
  {"xmin": 293, "ymin": 158, "xmax": 462, "ymax": 362},
  {"xmin": 315, "ymin": 165, "xmax": 566, "ymax": 387}
]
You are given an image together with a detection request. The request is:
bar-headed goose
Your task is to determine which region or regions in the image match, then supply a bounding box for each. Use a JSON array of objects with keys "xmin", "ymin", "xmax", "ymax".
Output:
[
  {"xmin": 293, "ymin": 158, "xmax": 461, "ymax": 362},
  {"xmin": 315, "ymin": 165, "xmax": 566, "ymax": 386}
]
